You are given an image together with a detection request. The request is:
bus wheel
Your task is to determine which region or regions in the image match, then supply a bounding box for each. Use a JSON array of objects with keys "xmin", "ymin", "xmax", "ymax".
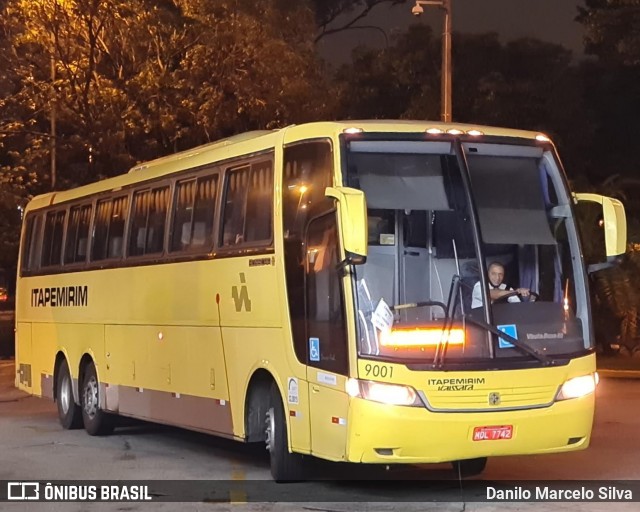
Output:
[
  {"xmin": 265, "ymin": 384, "xmax": 304, "ymax": 482},
  {"xmin": 56, "ymin": 359, "xmax": 82, "ymax": 430},
  {"xmin": 81, "ymin": 362, "xmax": 114, "ymax": 436},
  {"xmin": 452, "ymin": 457, "xmax": 487, "ymax": 478}
]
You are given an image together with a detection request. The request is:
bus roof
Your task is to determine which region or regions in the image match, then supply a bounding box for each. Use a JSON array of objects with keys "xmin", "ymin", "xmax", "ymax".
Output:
[{"xmin": 25, "ymin": 120, "xmax": 546, "ymax": 211}]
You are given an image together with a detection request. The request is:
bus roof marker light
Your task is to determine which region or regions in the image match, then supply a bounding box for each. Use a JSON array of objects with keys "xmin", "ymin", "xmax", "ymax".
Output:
[
  {"xmin": 446, "ymin": 129, "xmax": 464, "ymax": 135},
  {"xmin": 466, "ymin": 129, "xmax": 484, "ymax": 136},
  {"xmin": 536, "ymin": 134, "xmax": 551, "ymax": 142},
  {"xmin": 426, "ymin": 128, "xmax": 444, "ymax": 135},
  {"xmin": 343, "ymin": 127, "xmax": 364, "ymax": 134}
]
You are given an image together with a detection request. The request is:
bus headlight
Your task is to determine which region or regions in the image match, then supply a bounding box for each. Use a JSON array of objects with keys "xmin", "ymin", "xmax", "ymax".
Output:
[
  {"xmin": 555, "ymin": 373, "xmax": 598, "ymax": 401},
  {"xmin": 346, "ymin": 378, "xmax": 423, "ymax": 407}
]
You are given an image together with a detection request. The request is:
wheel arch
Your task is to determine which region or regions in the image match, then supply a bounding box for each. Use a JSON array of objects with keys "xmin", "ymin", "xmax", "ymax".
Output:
[
  {"xmin": 244, "ymin": 368, "xmax": 277, "ymax": 443},
  {"xmin": 53, "ymin": 350, "xmax": 77, "ymax": 403},
  {"xmin": 77, "ymin": 352, "xmax": 96, "ymax": 398}
]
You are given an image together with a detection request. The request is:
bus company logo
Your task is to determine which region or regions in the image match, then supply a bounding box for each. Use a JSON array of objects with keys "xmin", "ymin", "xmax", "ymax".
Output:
[
  {"xmin": 488, "ymin": 392, "xmax": 501, "ymax": 406},
  {"xmin": 231, "ymin": 273, "xmax": 252, "ymax": 312},
  {"xmin": 7, "ymin": 482, "xmax": 39, "ymax": 500},
  {"xmin": 427, "ymin": 377, "xmax": 485, "ymax": 391},
  {"xmin": 31, "ymin": 286, "xmax": 88, "ymax": 308}
]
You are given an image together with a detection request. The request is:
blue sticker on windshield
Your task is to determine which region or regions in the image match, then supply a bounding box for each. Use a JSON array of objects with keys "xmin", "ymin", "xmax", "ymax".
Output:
[
  {"xmin": 309, "ymin": 337, "xmax": 320, "ymax": 362},
  {"xmin": 497, "ymin": 324, "xmax": 517, "ymax": 349}
]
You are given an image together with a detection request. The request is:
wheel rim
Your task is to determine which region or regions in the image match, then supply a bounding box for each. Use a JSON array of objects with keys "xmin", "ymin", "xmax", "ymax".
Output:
[
  {"xmin": 265, "ymin": 407, "xmax": 275, "ymax": 453},
  {"xmin": 83, "ymin": 376, "xmax": 99, "ymax": 419},
  {"xmin": 60, "ymin": 374, "xmax": 71, "ymax": 414}
]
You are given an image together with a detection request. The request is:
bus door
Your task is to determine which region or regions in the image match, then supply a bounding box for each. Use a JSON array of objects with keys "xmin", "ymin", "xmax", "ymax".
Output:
[{"xmin": 304, "ymin": 212, "xmax": 350, "ymax": 460}]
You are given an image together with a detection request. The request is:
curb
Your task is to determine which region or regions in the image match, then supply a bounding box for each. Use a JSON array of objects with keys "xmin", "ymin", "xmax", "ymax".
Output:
[{"xmin": 598, "ymin": 368, "xmax": 640, "ymax": 379}]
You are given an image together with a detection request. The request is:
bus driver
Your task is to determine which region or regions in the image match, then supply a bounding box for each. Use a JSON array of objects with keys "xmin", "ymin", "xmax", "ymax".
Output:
[{"xmin": 471, "ymin": 261, "xmax": 530, "ymax": 309}]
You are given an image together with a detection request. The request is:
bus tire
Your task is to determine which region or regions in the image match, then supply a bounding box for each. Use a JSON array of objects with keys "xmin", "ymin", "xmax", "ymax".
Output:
[
  {"xmin": 452, "ymin": 457, "xmax": 487, "ymax": 478},
  {"xmin": 81, "ymin": 362, "xmax": 115, "ymax": 436},
  {"xmin": 56, "ymin": 359, "xmax": 82, "ymax": 430},
  {"xmin": 265, "ymin": 384, "xmax": 304, "ymax": 482}
]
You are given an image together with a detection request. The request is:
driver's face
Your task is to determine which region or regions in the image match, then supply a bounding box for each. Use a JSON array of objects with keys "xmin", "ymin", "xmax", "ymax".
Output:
[{"xmin": 488, "ymin": 265, "xmax": 505, "ymax": 287}]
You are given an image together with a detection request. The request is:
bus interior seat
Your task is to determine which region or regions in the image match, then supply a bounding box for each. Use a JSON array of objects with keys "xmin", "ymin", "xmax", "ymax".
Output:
[
  {"xmin": 135, "ymin": 228, "xmax": 146, "ymax": 250},
  {"xmin": 108, "ymin": 236, "xmax": 123, "ymax": 258},
  {"xmin": 192, "ymin": 222, "xmax": 206, "ymax": 246},
  {"xmin": 77, "ymin": 238, "xmax": 87, "ymax": 257}
]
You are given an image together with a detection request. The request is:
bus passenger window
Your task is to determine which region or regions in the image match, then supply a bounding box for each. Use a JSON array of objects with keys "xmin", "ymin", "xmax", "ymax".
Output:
[
  {"xmin": 22, "ymin": 215, "xmax": 43, "ymax": 272},
  {"xmin": 221, "ymin": 161, "xmax": 272, "ymax": 247},
  {"xmin": 130, "ymin": 187, "xmax": 169, "ymax": 256},
  {"xmin": 65, "ymin": 204, "xmax": 92, "ymax": 264},
  {"xmin": 92, "ymin": 196, "xmax": 128, "ymax": 261},
  {"xmin": 245, "ymin": 161, "xmax": 273, "ymax": 243},
  {"xmin": 170, "ymin": 176, "xmax": 216, "ymax": 253},
  {"xmin": 222, "ymin": 167, "xmax": 249, "ymax": 247},
  {"xmin": 41, "ymin": 210, "xmax": 66, "ymax": 268}
]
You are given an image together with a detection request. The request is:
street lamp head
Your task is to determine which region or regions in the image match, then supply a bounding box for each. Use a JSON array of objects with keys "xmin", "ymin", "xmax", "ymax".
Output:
[{"xmin": 411, "ymin": 3, "xmax": 424, "ymax": 16}]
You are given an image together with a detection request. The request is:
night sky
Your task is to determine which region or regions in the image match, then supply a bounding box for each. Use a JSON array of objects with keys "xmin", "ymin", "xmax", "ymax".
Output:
[{"xmin": 318, "ymin": 0, "xmax": 585, "ymax": 65}]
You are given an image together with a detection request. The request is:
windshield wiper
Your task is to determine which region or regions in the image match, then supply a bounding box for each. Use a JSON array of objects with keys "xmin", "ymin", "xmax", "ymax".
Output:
[{"xmin": 432, "ymin": 275, "xmax": 462, "ymax": 369}]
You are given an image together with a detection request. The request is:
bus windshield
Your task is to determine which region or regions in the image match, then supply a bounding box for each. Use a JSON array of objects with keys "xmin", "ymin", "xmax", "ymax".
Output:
[{"xmin": 344, "ymin": 138, "xmax": 589, "ymax": 367}]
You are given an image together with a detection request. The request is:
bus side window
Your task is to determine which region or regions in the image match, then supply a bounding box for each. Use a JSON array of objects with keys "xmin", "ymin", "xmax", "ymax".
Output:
[
  {"xmin": 41, "ymin": 210, "xmax": 66, "ymax": 268},
  {"xmin": 92, "ymin": 196, "xmax": 128, "ymax": 261},
  {"xmin": 222, "ymin": 166, "xmax": 250, "ymax": 247},
  {"xmin": 130, "ymin": 186, "xmax": 169, "ymax": 256},
  {"xmin": 244, "ymin": 161, "xmax": 273, "ymax": 243},
  {"xmin": 171, "ymin": 176, "xmax": 216, "ymax": 252},
  {"xmin": 64, "ymin": 204, "xmax": 92, "ymax": 264},
  {"xmin": 22, "ymin": 215, "xmax": 43, "ymax": 272}
]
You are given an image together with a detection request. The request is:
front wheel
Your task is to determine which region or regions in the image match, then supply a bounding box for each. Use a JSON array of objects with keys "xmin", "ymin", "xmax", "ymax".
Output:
[
  {"xmin": 56, "ymin": 359, "xmax": 82, "ymax": 430},
  {"xmin": 81, "ymin": 362, "xmax": 115, "ymax": 436},
  {"xmin": 265, "ymin": 384, "xmax": 304, "ymax": 482},
  {"xmin": 452, "ymin": 457, "xmax": 487, "ymax": 478}
]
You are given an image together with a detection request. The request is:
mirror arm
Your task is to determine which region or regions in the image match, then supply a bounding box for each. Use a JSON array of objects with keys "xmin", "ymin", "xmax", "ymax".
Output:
[{"xmin": 587, "ymin": 256, "xmax": 623, "ymax": 274}]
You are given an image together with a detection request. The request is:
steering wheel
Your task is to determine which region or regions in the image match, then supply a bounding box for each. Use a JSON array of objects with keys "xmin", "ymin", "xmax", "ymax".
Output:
[{"xmin": 494, "ymin": 290, "xmax": 540, "ymax": 304}]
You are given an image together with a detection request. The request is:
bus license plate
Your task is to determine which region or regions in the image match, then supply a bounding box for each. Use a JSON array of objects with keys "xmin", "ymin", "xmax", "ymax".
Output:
[{"xmin": 473, "ymin": 425, "xmax": 513, "ymax": 441}]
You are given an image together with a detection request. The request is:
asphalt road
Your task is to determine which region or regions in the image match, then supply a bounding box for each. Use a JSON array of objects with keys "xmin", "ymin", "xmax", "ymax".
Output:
[{"xmin": 0, "ymin": 360, "xmax": 638, "ymax": 511}]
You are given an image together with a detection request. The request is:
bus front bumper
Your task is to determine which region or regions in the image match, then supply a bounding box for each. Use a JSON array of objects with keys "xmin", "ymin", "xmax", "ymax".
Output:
[{"xmin": 346, "ymin": 394, "xmax": 594, "ymax": 464}]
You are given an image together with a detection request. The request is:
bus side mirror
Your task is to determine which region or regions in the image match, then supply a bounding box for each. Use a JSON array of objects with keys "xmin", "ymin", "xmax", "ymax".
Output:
[
  {"xmin": 325, "ymin": 186, "xmax": 367, "ymax": 265},
  {"xmin": 574, "ymin": 193, "xmax": 627, "ymax": 272}
]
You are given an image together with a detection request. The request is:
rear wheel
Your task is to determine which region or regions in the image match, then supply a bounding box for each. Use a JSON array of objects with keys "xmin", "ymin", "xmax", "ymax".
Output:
[
  {"xmin": 265, "ymin": 384, "xmax": 304, "ymax": 482},
  {"xmin": 56, "ymin": 359, "xmax": 82, "ymax": 430},
  {"xmin": 81, "ymin": 362, "xmax": 114, "ymax": 436},
  {"xmin": 452, "ymin": 457, "xmax": 487, "ymax": 478}
]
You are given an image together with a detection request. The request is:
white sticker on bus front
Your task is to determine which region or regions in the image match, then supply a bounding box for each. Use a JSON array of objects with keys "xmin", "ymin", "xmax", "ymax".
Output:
[
  {"xmin": 287, "ymin": 377, "xmax": 299, "ymax": 404},
  {"xmin": 317, "ymin": 372, "xmax": 337, "ymax": 386},
  {"xmin": 371, "ymin": 298, "xmax": 393, "ymax": 332}
]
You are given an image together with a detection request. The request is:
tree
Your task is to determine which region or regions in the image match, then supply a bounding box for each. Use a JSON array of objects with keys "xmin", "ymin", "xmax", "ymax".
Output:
[
  {"xmin": 313, "ymin": 0, "xmax": 407, "ymax": 42},
  {"xmin": 577, "ymin": 0, "xmax": 640, "ymax": 66},
  {"xmin": 576, "ymin": 0, "xmax": 640, "ymax": 182},
  {"xmin": 0, "ymin": 0, "xmax": 330, "ymax": 272}
]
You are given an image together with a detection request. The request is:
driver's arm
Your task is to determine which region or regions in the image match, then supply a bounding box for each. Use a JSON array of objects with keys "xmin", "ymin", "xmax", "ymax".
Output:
[{"xmin": 489, "ymin": 288, "xmax": 513, "ymax": 301}]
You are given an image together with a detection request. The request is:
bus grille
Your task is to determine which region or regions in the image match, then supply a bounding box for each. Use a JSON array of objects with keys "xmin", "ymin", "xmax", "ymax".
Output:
[{"xmin": 421, "ymin": 384, "xmax": 558, "ymax": 411}]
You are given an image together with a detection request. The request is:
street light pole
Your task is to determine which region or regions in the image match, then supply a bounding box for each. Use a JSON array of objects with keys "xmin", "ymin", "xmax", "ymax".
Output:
[
  {"xmin": 411, "ymin": 0, "xmax": 453, "ymax": 122},
  {"xmin": 50, "ymin": 45, "xmax": 57, "ymax": 191}
]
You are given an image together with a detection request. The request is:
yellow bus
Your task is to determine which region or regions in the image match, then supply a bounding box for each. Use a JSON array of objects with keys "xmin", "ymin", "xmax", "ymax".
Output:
[{"xmin": 15, "ymin": 121, "xmax": 626, "ymax": 481}]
